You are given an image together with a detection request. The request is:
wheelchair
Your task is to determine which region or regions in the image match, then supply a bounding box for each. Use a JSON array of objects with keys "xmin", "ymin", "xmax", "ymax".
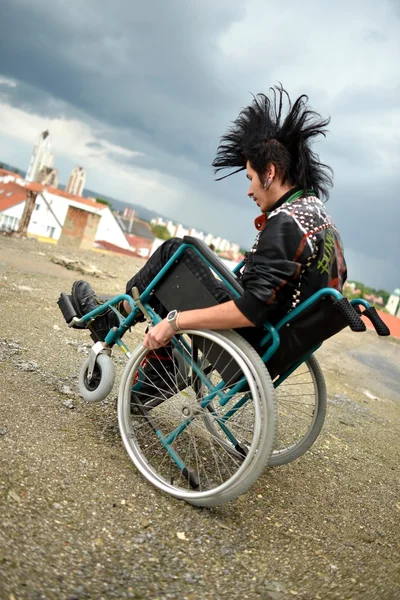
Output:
[{"xmin": 57, "ymin": 237, "xmax": 390, "ymax": 507}]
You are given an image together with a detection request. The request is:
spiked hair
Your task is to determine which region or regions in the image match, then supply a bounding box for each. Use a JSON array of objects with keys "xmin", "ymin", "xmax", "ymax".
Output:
[{"xmin": 212, "ymin": 85, "xmax": 333, "ymax": 201}]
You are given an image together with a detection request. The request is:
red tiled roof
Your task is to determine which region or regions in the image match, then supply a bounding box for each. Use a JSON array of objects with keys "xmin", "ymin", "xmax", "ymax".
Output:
[
  {"xmin": 125, "ymin": 234, "xmax": 153, "ymax": 247},
  {"xmin": 23, "ymin": 181, "xmax": 44, "ymax": 193},
  {"xmin": 95, "ymin": 240, "xmax": 146, "ymax": 259},
  {"xmin": 0, "ymin": 181, "xmax": 28, "ymax": 211},
  {"xmin": 0, "ymin": 175, "xmax": 106, "ymax": 211},
  {"xmin": 45, "ymin": 186, "xmax": 106, "ymax": 210},
  {"xmin": 0, "ymin": 168, "xmax": 22, "ymax": 177}
]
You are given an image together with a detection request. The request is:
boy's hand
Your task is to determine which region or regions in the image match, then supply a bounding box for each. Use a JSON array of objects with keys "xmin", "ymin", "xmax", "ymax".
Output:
[{"xmin": 143, "ymin": 319, "xmax": 175, "ymax": 349}]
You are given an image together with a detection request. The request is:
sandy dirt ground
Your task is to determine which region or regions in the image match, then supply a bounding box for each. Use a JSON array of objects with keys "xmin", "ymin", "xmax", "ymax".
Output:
[{"xmin": 0, "ymin": 234, "xmax": 399, "ymax": 600}]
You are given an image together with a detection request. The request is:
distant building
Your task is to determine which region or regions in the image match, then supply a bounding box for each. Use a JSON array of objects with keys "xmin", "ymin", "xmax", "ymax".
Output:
[
  {"xmin": 386, "ymin": 289, "xmax": 400, "ymax": 316},
  {"xmin": 175, "ymin": 223, "xmax": 189, "ymax": 238},
  {"xmin": 343, "ymin": 281, "xmax": 362, "ymax": 296},
  {"xmin": 203, "ymin": 233, "xmax": 214, "ymax": 246},
  {"xmin": 364, "ymin": 293, "xmax": 384, "ymax": 306},
  {"xmin": 151, "ymin": 217, "xmax": 166, "ymax": 227},
  {"xmin": 166, "ymin": 221, "xmax": 177, "ymax": 237},
  {"xmin": 0, "ymin": 173, "xmax": 129, "ymax": 252},
  {"xmin": 26, "ymin": 130, "xmax": 54, "ymax": 182},
  {"xmin": 218, "ymin": 238, "xmax": 231, "ymax": 252},
  {"xmin": 213, "ymin": 236, "xmax": 222, "ymax": 250},
  {"xmin": 122, "ymin": 207, "xmax": 136, "ymax": 221},
  {"xmin": 113, "ymin": 209, "xmax": 156, "ymax": 258},
  {"xmin": 66, "ymin": 166, "xmax": 86, "ymax": 196},
  {"xmin": 188, "ymin": 227, "xmax": 204, "ymax": 240},
  {"xmin": 116, "ymin": 208, "xmax": 137, "ymax": 235},
  {"xmin": 149, "ymin": 215, "xmax": 241, "ymax": 256},
  {"xmin": 37, "ymin": 166, "xmax": 59, "ymax": 188},
  {"xmin": 125, "ymin": 220, "xmax": 156, "ymax": 258}
]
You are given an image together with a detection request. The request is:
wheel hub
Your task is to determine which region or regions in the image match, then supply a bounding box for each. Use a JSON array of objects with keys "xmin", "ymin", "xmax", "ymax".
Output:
[{"xmin": 182, "ymin": 404, "xmax": 202, "ymax": 418}]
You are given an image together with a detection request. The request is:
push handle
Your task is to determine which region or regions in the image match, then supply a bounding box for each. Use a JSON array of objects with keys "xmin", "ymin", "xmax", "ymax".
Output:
[
  {"xmin": 334, "ymin": 298, "xmax": 366, "ymax": 332},
  {"xmin": 361, "ymin": 306, "xmax": 391, "ymax": 336}
]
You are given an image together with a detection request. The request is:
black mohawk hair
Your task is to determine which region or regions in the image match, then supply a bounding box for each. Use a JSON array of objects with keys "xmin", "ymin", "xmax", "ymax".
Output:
[{"xmin": 212, "ymin": 84, "xmax": 333, "ymax": 201}]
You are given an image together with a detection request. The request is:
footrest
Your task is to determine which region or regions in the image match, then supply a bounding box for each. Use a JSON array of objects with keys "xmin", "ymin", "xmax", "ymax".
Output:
[{"xmin": 57, "ymin": 292, "xmax": 85, "ymax": 328}]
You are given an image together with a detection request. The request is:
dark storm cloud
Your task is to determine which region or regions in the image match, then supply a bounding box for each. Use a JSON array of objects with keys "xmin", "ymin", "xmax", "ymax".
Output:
[
  {"xmin": 0, "ymin": 0, "xmax": 252, "ymax": 202},
  {"xmin": 0, "ymin": 0, "xmax": 243, "ymax": 161},
  {"xmin": 0, "ymin": 78, "xmax": 85, "ymax": 121},
  {"xmin": 0, "ymin": 0, "xmax": 399, "ymax": 289}
]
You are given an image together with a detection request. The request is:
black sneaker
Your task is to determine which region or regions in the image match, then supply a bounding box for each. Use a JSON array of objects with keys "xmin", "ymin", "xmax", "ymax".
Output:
[
  {"xmin": 131, "ymin": 345, "xmax": 187, "ymax": 409},
  {"xmin": 71, "ymin": 280, "xmax": 119, "ymax": 342}
]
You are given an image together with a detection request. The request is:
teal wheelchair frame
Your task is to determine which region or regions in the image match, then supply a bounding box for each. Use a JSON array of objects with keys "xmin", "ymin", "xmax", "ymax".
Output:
[{"xmin": 58, "ymin": 237, "xmax": 390, "ymax": 506}]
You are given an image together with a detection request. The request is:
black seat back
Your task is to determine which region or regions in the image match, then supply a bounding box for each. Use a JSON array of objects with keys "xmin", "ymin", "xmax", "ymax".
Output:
[
  {"xmin": 153, "ymin": 261, "xmax": 218, "ymax": 312},
  {"xmin": 182, "ymin": 236, "xmax": 243, "ymax": 295}
]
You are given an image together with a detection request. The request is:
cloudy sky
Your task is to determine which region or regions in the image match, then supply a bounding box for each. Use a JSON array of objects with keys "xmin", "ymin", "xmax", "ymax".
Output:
[{"xmin": 0, "ymin": 0, "xmax": 399, "ymax": 290}]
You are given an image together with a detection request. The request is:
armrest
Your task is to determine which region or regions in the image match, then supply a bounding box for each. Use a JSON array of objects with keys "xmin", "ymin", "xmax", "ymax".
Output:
[{"xmin": 183, "ymin": 236, "xmax": 243, "ymax": 296}]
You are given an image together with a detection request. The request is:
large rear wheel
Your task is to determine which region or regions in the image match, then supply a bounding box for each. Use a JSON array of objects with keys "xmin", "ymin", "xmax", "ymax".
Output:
[{"xmin": 118, "ymin": 329, "xmax": 276, "ymax": 506}]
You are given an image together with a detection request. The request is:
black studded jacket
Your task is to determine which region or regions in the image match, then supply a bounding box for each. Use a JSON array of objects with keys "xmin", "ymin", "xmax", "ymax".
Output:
[{"xmin": 234, "ymin": 188, "xmax": 347, "ymax": 328}]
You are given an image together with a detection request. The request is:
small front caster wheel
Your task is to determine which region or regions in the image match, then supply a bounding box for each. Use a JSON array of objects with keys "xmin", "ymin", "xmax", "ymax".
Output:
[{"xmin": 78, "ymin": 353, "xmax": 115, "ymax": 402}]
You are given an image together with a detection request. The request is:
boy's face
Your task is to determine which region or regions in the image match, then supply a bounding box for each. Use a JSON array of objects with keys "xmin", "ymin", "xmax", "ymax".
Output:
[{"xmin": 246, "ymin": 162, "xmax": 269, "ymax": 213}]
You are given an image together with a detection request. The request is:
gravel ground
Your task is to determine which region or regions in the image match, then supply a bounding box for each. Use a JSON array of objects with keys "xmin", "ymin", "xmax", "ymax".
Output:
[{"xmin": 0, "ymin": 234, "xmax": 399, "ymax": 600}]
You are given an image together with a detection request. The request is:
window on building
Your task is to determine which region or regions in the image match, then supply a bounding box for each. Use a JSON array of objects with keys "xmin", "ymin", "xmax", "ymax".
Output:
[
  {"xmin": 35, "ymin": 203, "xmax": 40, "ymax": 211},
  {"xmin": 47, "ymin": 226, "xmax": 55, "ymax": 238},
  {"xmin": 0, "ymin": 215, "xmax": 18, "ymax": 231}
]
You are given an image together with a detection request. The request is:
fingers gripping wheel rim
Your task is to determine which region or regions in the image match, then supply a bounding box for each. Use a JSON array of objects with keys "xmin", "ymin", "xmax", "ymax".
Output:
[
  {"xmin": 118, "ymin": 330, "xmax": 276, "ymax": 507},
  {"xmin": 79, "ymin": 353, "xmax": 115, "ymax": 402}
]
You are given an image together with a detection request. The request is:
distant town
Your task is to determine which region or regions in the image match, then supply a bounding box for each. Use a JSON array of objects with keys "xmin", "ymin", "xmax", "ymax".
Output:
[
  {"xmin": 0, "ymin": 129, "xmax": 243, "ymax": 262},
  {"xmin": 1, "ymin": 130, "xmax": 399, "ymax": 317}
]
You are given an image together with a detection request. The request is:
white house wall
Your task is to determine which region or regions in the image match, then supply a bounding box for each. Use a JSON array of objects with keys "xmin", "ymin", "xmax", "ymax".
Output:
[
  {"xmin": 28, "ymin": 192, "xmax": 67, "ymax": 239},
  {"xmin": 29, "ymin": 193, "xmax": 126, "ymax": 247},
  {"xmin": 0, "ymin": 202, "xmax": 25, "ymax": 231},
  {"xmin": 0, "ymin": 184, "xmax": 130, "ymax": 249},
  {"xmin": 94, "ymin": 207, "xmax": 130, "ymax": 249},
  {"xmin": 0, "ymin": 193, "xmax": 72, "ymax": 239},
  {"xmin": 386, "ymin": 294, "xmax": 400, "ymax": 316}
]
